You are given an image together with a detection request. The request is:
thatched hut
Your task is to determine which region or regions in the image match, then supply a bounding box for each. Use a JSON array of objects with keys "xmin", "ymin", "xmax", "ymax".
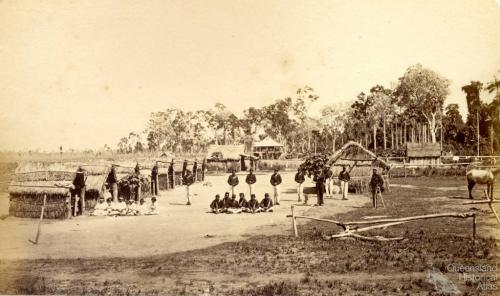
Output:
[
  {"xmin": 8, "ymin": 162, "xmax": 110, "ymax": 219},
  {"xmin": 327, "ymin": 141, "xmax": 391, "ymax": 193},
  {"xmin": 406, "ymin": 143, "xmax": 441, "ymax": 165},
  {"xmin": 206, "ymin": 144, "xmax": 257, "ymax": 172}
]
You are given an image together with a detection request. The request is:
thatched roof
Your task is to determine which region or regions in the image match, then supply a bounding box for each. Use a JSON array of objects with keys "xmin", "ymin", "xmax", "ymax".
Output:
[
  {"xmin": 8, "ymin": 181, "xmax": 72, "ymax": 196},
  {"xmin": 327, "ymin": 141, "xmax": 391, "ymax": 169},
  {"xmin": 10, "ymin": 162, "xmax": 111, "ymax": 196},
  {"xmin": 253, "ymin": 138, "xmax": 283, "ymax": 148},
  {"xmin": 206, "ymin": 145, "xmax": 245, "ymax": 160},
  {"xmin": 406, "ymin": 143, "xmax": 441, "ymax": 157}
]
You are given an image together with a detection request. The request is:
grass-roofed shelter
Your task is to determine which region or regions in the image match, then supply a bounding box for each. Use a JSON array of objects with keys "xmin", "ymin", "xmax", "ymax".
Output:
[
  {"xmin": 206, "ymin": 144, "xmax": 257, "ymax": 172},
  {"xmin": 406, "ymin": 142, "xmax": 441, "ymax": 165},
  {"xmin": 327, "ymin": 141, "xmax": 391, "ymax": 193},
  {"xmin": 8, "ymin": 162, "xmax": 110, "ymax": 219}
]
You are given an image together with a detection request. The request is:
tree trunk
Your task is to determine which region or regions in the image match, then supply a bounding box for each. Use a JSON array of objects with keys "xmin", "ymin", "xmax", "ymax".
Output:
[
  {"xmin": 401, "ymin": 122, "xmax": 406, "ymax": 144},
  {"xmin": 426, "ymin": 113, "xmax": 437, "ymax": 143},
  {"xmin": 391, "ymin": 124, "xmax": 394, "ymax": 150},
  {"xmin": 383, "ymin": 118, "xmax": 387, "ymax": 150},
  {"xmin": 332, "ymin": 135, "xmax": 337, "ymax": 153},
  {"xmin": 373, "ymin": 125, "xmax": 377, "ymax": 151}
]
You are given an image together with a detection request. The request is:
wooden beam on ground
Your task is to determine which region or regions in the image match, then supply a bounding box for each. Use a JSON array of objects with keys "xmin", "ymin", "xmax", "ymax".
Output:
[{"xmin": 342, "ymin": 212, "xmax": 475, "ymax": 226}]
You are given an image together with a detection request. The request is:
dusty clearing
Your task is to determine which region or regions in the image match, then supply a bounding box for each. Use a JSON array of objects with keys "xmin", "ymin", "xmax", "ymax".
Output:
[
  {"xmin": 0, "ymin": 173, "xmax": 498, "ymax": 295},
  {"xmin": 0, "ymin": 172, "xmax": 367, "ymax": 259}
]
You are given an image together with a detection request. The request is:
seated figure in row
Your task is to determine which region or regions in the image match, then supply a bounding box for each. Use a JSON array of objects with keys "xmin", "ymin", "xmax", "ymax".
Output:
[
  {"xmin": 92, "ymin": 196, "xmax": 159, "ymax": 216},
  {"xmin": 210, "ymin": 192, "xmax": 273, "ymax": 214}
]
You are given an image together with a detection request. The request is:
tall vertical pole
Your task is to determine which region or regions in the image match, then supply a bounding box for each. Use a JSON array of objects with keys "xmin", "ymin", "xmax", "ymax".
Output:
[{"xmin": 477, "ymin": 111, "xmax": 480, "ymax": 157}]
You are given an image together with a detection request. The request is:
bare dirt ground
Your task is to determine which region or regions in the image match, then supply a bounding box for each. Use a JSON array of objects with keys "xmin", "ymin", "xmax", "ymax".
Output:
[
  {"xmin": 0, "ymin": 171, "xmax": 498, "ymax": 295},
  {"xmin": 0, "ymin": 172, "xmax": 368, "ymax": 259}
]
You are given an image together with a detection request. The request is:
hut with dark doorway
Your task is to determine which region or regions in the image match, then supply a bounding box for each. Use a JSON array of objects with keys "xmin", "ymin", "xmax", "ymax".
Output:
[{"xmin": 406, "ymin": 143, "xmax": 441, "ymax": 165}]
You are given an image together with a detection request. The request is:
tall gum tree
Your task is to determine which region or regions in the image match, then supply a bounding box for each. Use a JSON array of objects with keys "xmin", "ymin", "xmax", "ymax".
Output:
[{"xmin": 395, "ymin": 64, "xmax": 450, "ymax": 143}]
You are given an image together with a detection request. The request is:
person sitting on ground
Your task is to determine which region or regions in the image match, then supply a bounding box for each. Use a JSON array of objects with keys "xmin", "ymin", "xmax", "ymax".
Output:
[
  {"xmin": 259, "ymin": 193, "xmax": 274, "ymax": 212},
  {"xmin": 136, "ymin": 198, "xmax": 148, "ymax": 215},
  {"xmin": 247, "ymin": 194, "xmax": 261, "ymax": 213},
  {"xmin": 126, "ymin": 199, "xmax": 139, "ymax": 215},
  {"xmin": 222, "ymin": 192, "xmax": 232, "ymax": 209},
  {"xmin": 238, "ymin": 193, "xmax": 249, "ymax": 211},
  {"xmin": 91, "ymin": 197, "xmax": 107, "ymax": 216},
  {"xmin": 105, "ymin": 198, "xmax": 117, "ymax": 216},
  {"xmin": 226, "ymin": 194, "xmax": 242, "ymax": 214},
  {"xmin": 112, "ymin": 196, "xmax": 128, "ymax": 216},
  {"xmin": 210, "ymin": 194, "xmax": 225, "ymax": 214},
  {"xmin": 146, "ymin": 197, "xmax": 160, "ymax": 215}
]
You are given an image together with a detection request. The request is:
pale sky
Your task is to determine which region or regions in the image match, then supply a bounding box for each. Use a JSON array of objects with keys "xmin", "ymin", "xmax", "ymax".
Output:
[{"xmin": 1, "ymin": 0, "xmax": 499, "ymax": 151}]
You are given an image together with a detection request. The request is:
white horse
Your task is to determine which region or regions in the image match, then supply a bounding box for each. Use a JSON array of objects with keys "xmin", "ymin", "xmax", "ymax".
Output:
[{"xmin": 466, "ymin": 168, "xmax": 499, "ymax": 199}]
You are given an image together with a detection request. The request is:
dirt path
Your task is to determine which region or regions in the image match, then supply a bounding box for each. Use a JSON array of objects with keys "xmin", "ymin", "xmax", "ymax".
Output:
[{"xmin": 0, "ymin": 172, "xmax": 369, "ymax": 260}]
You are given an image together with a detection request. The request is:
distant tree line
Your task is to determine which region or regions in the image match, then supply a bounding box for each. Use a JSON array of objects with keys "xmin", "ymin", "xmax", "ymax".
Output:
[{"xmin": 115, "ymin": 64, "xmax": 500, "ymax": 156}]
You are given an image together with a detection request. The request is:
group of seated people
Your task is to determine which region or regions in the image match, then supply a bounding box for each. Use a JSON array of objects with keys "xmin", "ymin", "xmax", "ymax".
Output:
[
  {"xmin": 91, "ymin": 195, "xmax": 160, "ymax": 216},
  {"xmin": 210, "ymin": 192, "xmax": 274, "ymax": 214}
]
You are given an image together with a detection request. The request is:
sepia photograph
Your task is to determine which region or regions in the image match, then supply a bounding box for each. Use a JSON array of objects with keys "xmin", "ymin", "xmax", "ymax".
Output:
[{"xmin": 0, "ymin": 0, "xmax": 499, "ymax": 295}]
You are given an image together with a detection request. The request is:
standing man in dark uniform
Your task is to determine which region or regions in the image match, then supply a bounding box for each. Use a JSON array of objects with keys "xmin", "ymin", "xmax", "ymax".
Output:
[
  {"xmin": 183, "ymin": 169, "xmax": 194, "ymax": 205},
  {"xmin": 106, "ymin": 165, "xmax": 118, "ymax": 202},
  {"xmin": 192, "ymin": 160, "xmax": 198, "ymax": 182},
  {"xmin": 325, "ymin": 167, "xmax": 333, "ymax": 197},
  {"xmin": 270, "ymin": 168, "xmax": 282, "ymax": 205},
  {"xmin": 294, "ymin": 168, "xmax": 305, "ymax": 202},
  {"xmin": 182, "ymin": 160, "xmax": 188, "ymax": 178},
  {"xmin": 72, "ymin": 166, "xmax": 86, "ymax": 215},
  {"xmin": 227, "ymin": 169, "xmax": 239, "ymax": 196},
  {"xmin": 370, "ymin": 168, "xmax": 385, "ymax": 208},
  {"xmin": 151, "ymin": 162, "xmax": 159, "ymax": 196},
  {"xmin": 134, "ymin": 162, "xmax": 141, "ymax": 175},
  {"xmin": 314, "ymin": 169, "xmax": 326, "ymax": 206},
  {"xmin": 338, "ymin": 165, "xmax": 351, "ymax": 200},
  {"xmin": 168, "ymin": 160, "xmax": 175, "ymax": 189},
  {"xmin": 245, "ymin": 168, "xmax": 256, "ymax": 196},
  {"xmin": 201, "ymin": 159, "xmax": 206, "ymax": 181}
]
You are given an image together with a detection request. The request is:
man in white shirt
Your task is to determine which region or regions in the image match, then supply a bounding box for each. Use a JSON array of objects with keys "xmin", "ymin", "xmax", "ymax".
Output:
[
  {"xmin": 113, "ymin": 196, "xmax": 127, "ymax": 216},
  {"xmin": 147, "ymin": 197, "xmax": 160, "ymax": 215},
  {"xmin": 91, "ymin": 197, "xmax": 107, "ymax": 216}
]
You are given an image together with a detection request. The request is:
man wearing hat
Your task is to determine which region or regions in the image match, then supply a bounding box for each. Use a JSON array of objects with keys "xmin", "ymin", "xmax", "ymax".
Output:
[
  {"xmin": 369, "ymin": 168, "xmax": 385, "ymax": 208},
  {"xmin": 245, "ymin": 168, "xmax": 257, "ymax": 196},
  {"xmin": 72, "ymin": 166, "xmax": 87, "ymax": 215},
  {"xmin": 338, "ymin": 165, "xmax": 351, "ymax": 200},
  {"xmin": 106, "ymin": 165, "xmax": 119, "ymax": 202},
  {"xmin": 270, "ymin": 168, "xmax": 282, "ymax": 205}
]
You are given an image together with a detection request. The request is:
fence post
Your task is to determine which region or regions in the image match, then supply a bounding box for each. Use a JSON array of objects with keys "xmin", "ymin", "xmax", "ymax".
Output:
[
  {"xmin": 472, "ymin": 214, "xmax": 476, "ymax": 242},
  {"xmin": 403, "ymin": 159, "xmax": 407, "ymax": 178},
  {"xmin": 291, "ymin": 205, "xmax": 298, "ymax": 237}
]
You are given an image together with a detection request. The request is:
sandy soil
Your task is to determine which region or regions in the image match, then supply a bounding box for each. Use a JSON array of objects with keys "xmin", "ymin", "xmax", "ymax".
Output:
[{"xmin": 0, "ymin": 172, "xmax": 369, "ymax": 260}]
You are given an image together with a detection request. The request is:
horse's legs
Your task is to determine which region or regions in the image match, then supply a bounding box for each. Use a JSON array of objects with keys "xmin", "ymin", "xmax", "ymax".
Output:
[
  {"xmin": 488, "ymin": 182, "xmax": 494, "ymax": 200},
  {"xmin": 468, "ymin": 180, "xmax": 475, "ymax": 199}
]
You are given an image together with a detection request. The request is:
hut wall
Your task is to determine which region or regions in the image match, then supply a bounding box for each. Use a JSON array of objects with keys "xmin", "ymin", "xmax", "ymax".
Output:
[{"xmin": 9, "ymin": 193, "xmax": 69, "ymax": 219}]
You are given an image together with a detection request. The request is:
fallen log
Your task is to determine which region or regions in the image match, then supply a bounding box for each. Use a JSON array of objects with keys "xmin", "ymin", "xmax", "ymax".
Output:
[{"xmin": 342, "ymin": 212, "xmax": 475, "ymax": 226}]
